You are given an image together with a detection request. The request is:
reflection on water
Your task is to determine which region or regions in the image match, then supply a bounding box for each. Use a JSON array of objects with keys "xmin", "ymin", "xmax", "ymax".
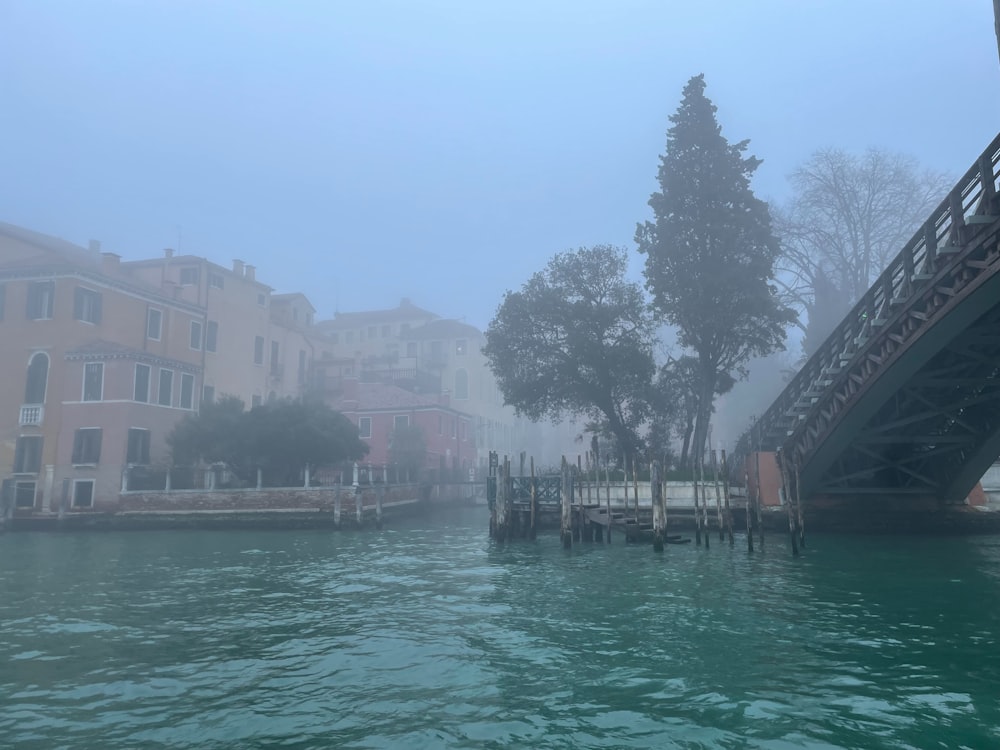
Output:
[{"xmin": 3, "ymin": 510, "xmax": 1000, "ymax": 749}]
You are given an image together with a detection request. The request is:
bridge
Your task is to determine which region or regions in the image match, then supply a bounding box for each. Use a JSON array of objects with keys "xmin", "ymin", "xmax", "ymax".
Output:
[{"xmin": 739, "ymin": 132, "xmax": 1000, "ymax": 505}]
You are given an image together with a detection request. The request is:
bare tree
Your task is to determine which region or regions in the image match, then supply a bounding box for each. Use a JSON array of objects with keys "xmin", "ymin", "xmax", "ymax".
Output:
[{"xmin": 774, "ymin": 148, "xmax": 951, "ymax": 356}]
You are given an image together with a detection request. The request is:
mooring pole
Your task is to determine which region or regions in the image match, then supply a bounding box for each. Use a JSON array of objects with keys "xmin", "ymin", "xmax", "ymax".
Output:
[
  {"xmin": 375, "ymin": 485, "xmax": 384, "ymax": 530},
  {"xmin": 795, "ymin": 462, "xmax": 805, "ymax": 549},
  {"xmin": 744, "ymin": 468, "xmax": 754, "ymax": 553},
  {"xmin": 529, "ymin": 456, "xmax": 537, "ymax": 540},
  {"xmin": 560, "ymin": 456, "xmax": 573, "ymax": 549},
  {"xmin": 334, "ymin": 483, "xmax": 342, "ymax": 529},
  {"xmin": 712, "ymin": 450, "xmax": 724, "ymax": 542},
  {"xmin": 651, "ymin": 460, "xmax": 666, "ymax": 552},
  {"xmin": 778, "ymin": 451, "xmax": 799, "ymax": 557},
  {"xmin": 604, "ymin": 460, "xmax": 612, "ymax": 544},
  {"xmin": 721, "ymin": 449, "xmax": 734, "ymax": 546},
  {"xmin": 699, "ymin": 456, "xmax": 710, "ymax": 550}
]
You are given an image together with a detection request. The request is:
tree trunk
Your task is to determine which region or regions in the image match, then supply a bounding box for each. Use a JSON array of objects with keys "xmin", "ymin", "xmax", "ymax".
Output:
[{"xmin": 690, "ymin": 379, "xmax": 715, "ymax": 474}]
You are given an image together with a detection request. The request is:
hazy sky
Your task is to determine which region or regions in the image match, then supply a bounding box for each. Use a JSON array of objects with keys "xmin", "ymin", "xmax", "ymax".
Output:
[{"xmin": 2, "ymin": 1, "xmax": 998, "ymax": 330}]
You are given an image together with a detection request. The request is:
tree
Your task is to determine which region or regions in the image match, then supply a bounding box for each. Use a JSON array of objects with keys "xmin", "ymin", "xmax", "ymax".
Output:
[
  {"xmin": 389, "ymin": 424, "xmax": 426, "ymax": 480},
  {"xmin": 168, "ymin": 397, "xmax": 368, "ymax": 486},
  {"xmin": 484, "ymin": 244, "xmax": 656, "ymax": 461},
  {"xmin": 636, "ymin": 74, "xmax": 794, "ymax": 469},
  {"xmin": 774, "ymin": 148, "xmax": 951, "ymax": 356}
]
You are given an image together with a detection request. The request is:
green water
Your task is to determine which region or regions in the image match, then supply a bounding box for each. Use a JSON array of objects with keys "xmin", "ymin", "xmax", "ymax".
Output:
[{"xmin": 2, "ymin": 508, "xmax": 1000, "ymax": 749}]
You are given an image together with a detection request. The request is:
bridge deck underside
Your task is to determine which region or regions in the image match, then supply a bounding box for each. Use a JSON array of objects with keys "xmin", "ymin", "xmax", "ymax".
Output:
[{"xmin": 816, "ymin": 301, "xmax": 1000, "ymax": 499}]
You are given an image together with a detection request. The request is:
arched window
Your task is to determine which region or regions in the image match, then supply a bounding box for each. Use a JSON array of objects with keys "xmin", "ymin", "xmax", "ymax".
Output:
[
  {"xmin": 454, "ymin": 369, "xmax": 469, "ymax": 400},
  {"xmin": 24, "ymin": 353, "xmax": 49, "ymax": 404}
]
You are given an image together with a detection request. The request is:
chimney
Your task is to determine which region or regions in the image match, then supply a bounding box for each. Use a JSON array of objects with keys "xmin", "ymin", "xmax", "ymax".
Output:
[
  {"xmin": 245, "ymin": 264, "xmax": 256, "ymax": 282},
  {"xmin": 100, "ymin": 252, "xmax": 121, "ymax": 275},
  {"xmin": 88, "ymin": 239, "xmax": 101, "ymax": 254},
  {"xmin": 233, "ymin": 259, "xmax": 245, "ymax": 275},
  {"xmin": 164, "ymin": 248, "xmax": 174, "ymax": 260}
]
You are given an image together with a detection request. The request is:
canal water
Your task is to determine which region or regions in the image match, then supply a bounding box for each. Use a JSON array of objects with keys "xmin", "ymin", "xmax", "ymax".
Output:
[{"xmin": 3, "ymin": 507, "xmax": 1000, "ymax": 749}]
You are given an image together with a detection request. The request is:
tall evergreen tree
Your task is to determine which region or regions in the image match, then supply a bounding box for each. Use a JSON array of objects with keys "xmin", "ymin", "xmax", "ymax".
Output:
[{"xmin": 636, "ymin": 74, "xmax": 793, "ymax": 468}]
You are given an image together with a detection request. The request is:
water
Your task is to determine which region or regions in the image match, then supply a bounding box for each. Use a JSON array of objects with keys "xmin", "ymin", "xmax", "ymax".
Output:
[{"xmin": 3, "ymin": 508, "xmax": 1000, "ymax": 749}]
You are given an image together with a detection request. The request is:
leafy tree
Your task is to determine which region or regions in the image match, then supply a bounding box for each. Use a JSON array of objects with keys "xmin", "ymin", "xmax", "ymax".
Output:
[
  {"xmin": 388, "ymin": 423, "xmax": 426, "ymax": 480},
  {"xmin": 168, "ymin": 397, "xmax": 368, "ymax": 486},
  {"xmin": 636, "ymin": 74, "xmax": 794, "ymax": 469},
  {"xmin": 484, "ymin": 244, "xmax": 656, "ymax": 461},
  {"xmin": 167, "ymin": 395, "xmax": 249, "ymax": 474},
  {"xmin": 774, "ymin": 148, "xmax": 950, "ymax": 356}
]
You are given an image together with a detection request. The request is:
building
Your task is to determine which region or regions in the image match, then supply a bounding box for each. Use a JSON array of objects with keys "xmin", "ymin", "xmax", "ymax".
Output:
[{"xmin": 0, "ymin": 223, "xmax": 205, "ymax": 512}]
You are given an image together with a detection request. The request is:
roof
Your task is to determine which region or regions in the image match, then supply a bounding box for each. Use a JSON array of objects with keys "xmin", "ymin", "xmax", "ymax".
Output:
[
  {"xmin": 315, "ymin": 298, "xmax": 438, "ymax": 330},
  {"xmin": 402, "ymin": 318, "xmax": 482, "ymax": 340},
  {"xmin": 271, "ymin": 292, "xmax": 317, "ymax": 313},
  {"xmin": 331, "ymin": 381, "xmax": 469, "ymax": 415},
  {"xmin": 0, "ymin": 221, "xmax": 100, "ymax": 270}
]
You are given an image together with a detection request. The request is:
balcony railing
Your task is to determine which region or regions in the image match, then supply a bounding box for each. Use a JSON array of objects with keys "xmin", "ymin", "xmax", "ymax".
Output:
[{"xmin": 19, "ymin": 404, "xmax": 44, "ymax": 426}]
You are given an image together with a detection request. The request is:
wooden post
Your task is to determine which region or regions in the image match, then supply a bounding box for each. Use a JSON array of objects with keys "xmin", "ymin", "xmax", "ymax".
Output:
[
  {"xmin": 334, "ymin": 484, "xmax": 342, "ymax": 529},
  {"xmin": 795, "ymin": 462, "xmax": 805, "ymax": 550},
  {"xmin": 778, "ymin": 451, "xmax": 799, "ymax": 556},
  {"xmin": 529, "ymin": 457, "xmax": 537, "ymax": 540},
  {"xmin": 356, "ymin": 486, "xmax": 364, "ymax": 525},
  {"xmin": 605, "ymin": 460, "xmax": 612, "ymax": 544},
  {"xmin": 692, "ymin": 464, "xmax": 702, "ymax": 546},
  {"xmin": 745, "ymin": 469, "xmax": 754, "ymax": 553},
  {"xmin": 651, "ymin": 460, "xmax": 666, "ymax": 552},
  {"xmin": 632, "ymin": 458, "xmax": 640, "ymax": 524},
  {"xmin": 712, "ymin": 450, "xmax": 724, "ymax": 541},
  {"xmin": 699, "ymin": 456, "xmax": 710, "ymax": 550},
  {"xmin": 560, "ymin": 457, "xmax": 573, "ymax": 549},
  {"xmin": 721, "ymin": 450, "xmax": 734, "ymax": 546},
  {"xmin": 755, "ymin": 449, "xmax": 764, "ymax": 550},
  {"xmin": 375, "ymin": 485, "xmax": 384, "ymax": 529}
]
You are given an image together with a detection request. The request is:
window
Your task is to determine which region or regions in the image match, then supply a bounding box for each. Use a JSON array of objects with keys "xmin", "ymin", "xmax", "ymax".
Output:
[
  {"xmin": 381, "ymin": 324, "xmax": 391, "ymax": 337},
  {"xmin": 73, "ymin": 287, "xmax": 102, "ymax": 324},
  {"xmin": 209, "ymin": 272, "xmax": 224, "ymax": 289},
  {"xmin": 257, "ymin": 293, "xmax": 267, "ymax": 306},
  {"xmin": 456, "ymin": 339, "xmax": 467, "ymax": 355},
  {"xmin": 455, "ymin": 369, "xmax": 469, "ymax": 400},
  {"xmin": 406, "ymin": 342, "xmax": 417, "ymax": 357},
  {"xmin": 190, "ymin": 320, "xmax": 203, "ymax": 350},
  {"xmin": 25, "ymin": 352, "xmax": 49, "ymax": 404},
  {"xmin": 367, "ymin": 326, "xmax": 376, "ymax": 339},
  {"xmin": 126, "ymin": 428, "xmax": 151, "ymax": 464},
  {"xmin": 206, "ymin": 321, "xmax": 218, "ymax": 352},
  {"xmin": 202, "ymin": 385, "xmax": 215, "ymax": 405},
  {"xmin": 292, "ymin": 307, "xmax": 299, "ymax": 321},
  {"xmin": 394, "ymin": 415, "xmax": 409, "ymax": 430},
  {"xmin": 72, "ymin": 428, "xmax": 102, "ymax": 464},
  {"xmin": 180, "ymin": 373, "xmax": 194, "ymax": 409},
  {"xmin": 298, "ymin": 350, "xmax": 306, "ymax": 385},
  {"xmin": 72, "ymin": 480, "xmax": 94, "ymax": 508},
  {"xmin": 179, "ymin": 267, "xmax": 199, "ymax": 285},
  {"xmin": 15, "ymin": 481, "xmax": 36, "ymax": 508},
  {"xmin": 134, "ymin": 364, "xmax": 151, "ymax": 402},
  {"xmin": 83, "ymin": 363, "xmax": 104, "ymax": 401},
  {"xmin": 270, "ymin": 341, "xmax": 280, "ymax": 375},
  {"xmin": 451, "ymin": 418, "xmax": 457, "ymax": 438},
  {"xmin": 26, "ymin": 281, "xmax": 54, "ymax": 320},
  {"xmin": 345, "ymin": 330, "xmax": 354, "ymax": 343},
  {"xmin": 146, "ymin": 308, "xmax": 162, "ymax": 340},
  {"xmin": 158, "ymin": 369, "xmax": 173, "ymax": 406},
  {"xmin": 438, "ymin": 415, "xmax": 443, "ymax": 435},
  {"xmin": 14, "ymin": 436, "xmax": 43, "ymax": 474},
  {"xmin": 254, "ymin": 336, "xmax": 264, "ymax": 365},
  {"xmin": 358, "ymin": 417, "xmax": 372, "ymax": 438}
]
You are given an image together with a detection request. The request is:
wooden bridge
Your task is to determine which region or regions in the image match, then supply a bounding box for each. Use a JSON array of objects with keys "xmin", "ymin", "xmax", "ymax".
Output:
[{"xmin": 737, "ymin": 132, "xmax": 1000, "ymax": 505}]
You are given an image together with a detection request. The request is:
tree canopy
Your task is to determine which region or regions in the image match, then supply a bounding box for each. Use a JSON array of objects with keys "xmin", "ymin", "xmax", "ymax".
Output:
[
  {"xmin": 168, "ymin": 396, "xmax": 369, "ymax": 487},
  {"xmin": 636, "ymin": 74, "xmax": 793, "ymax": 468},
  {"xmin": 773, "ymin": 148, "xmax": 951, "ymax": 357},
  {"xmin": 483, "ymin": 244, "xmax": 656, "ymax": 460}
]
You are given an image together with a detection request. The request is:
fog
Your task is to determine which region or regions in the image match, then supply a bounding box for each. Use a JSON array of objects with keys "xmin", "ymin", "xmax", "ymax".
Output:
[{"xmin": 2, "ymin": 1, "xmax": 997, "ymax": 331}]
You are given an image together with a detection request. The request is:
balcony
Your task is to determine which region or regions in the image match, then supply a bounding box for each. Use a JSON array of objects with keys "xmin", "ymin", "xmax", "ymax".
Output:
[{"xmin": 19, "ymin": 404, "xmax": 44, "ymax": 426}]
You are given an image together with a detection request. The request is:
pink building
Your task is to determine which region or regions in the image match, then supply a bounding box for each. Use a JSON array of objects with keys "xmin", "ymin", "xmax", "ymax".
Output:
[{"xmin": 331, "ymin": 379, "xmax": 475, "ymax": 478}]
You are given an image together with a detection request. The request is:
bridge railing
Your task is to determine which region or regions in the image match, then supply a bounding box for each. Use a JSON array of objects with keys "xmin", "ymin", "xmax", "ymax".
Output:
[{"xmin": 736, "ymin": 132, "xmax": 1000, "ymax": 465}]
